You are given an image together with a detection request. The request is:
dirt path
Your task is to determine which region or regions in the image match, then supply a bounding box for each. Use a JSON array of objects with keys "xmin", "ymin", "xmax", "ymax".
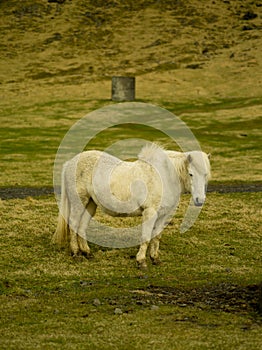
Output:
[
  {"xmin": 0, "ymin": 184, "xmax": 262, "ymax": 200},
  {"xmin": 129, "ymin": 283, "xmax": 262, "ymax": 317}
]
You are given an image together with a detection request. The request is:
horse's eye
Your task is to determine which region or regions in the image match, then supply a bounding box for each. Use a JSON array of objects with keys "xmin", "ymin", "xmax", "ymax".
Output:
[{"xmin": 189, "ymin": 173, "xmax": 193, "ymax": 177}]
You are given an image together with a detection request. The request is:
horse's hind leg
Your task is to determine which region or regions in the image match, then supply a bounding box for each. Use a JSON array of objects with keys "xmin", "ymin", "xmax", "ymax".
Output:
[
  {"xmin": 149, "ymin": 233, "xmax": 162, "ymax": 265},
  {"xmin": 68, "ymin": 193, "xmax": 90, "ymax": 258},
  {"xmin": 69, "ymin": 229, "xmax": 81, "ymax": 258},
  {"xmin": 69, "ymin": 228, "xmax": 90, "ymax": 261},
  {"xmin": 77, "ymin": 199, "xmax": 97, "ymax": 258},
  {"xmin": 77, "ymin": 235, "xmax": 91, "ymax": 258},
  {"xmin": 136, "ymin": 208, "xmax": 157, "ymax": 270}
]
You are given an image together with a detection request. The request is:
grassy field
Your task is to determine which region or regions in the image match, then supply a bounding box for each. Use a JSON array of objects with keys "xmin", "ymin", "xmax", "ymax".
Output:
[{"xmin": 0, "ymin": 192, "xmax": 261, "ymax": 349}]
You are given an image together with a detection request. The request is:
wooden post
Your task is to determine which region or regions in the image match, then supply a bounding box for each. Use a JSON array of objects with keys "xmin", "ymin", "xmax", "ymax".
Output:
[{"xmin": 111, "ymin": 76, "xmax": 135, "ymax": 101}]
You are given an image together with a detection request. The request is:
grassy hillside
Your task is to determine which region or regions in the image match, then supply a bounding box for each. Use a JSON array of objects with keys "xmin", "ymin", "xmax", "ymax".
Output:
[{"xmin": 1, "ymin": 0, "xmax": 262, "ymax": 103}]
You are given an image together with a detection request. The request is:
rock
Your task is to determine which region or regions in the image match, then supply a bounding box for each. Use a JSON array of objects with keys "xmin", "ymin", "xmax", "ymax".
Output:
[
  {"xmin": 80, "ymin": 280, "xmax": 88, "ymax": 287},
  {"xmin": 114, "ymin": 307, "xmax": 123, "ymax": 315},
  {"xmin": 151, "ymin": 305, "xmax": 159, "ymax": 311},
  {"xmin": 93, "ymin": 298, "xmax": 101, "ymax": 306}
]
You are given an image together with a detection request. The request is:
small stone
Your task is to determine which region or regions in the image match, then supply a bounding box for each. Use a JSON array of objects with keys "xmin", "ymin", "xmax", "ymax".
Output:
[
  {"xmin": 114, "ymin": 307, "xmax": 123, "ymax": 315},
  {"xmin": 151, "ymin": 305, "xmax": 159, "ymax": 311},
  {"xmin": 80, "ymin": 281, "xmax": 88, "ymax": 287},
  {"xmin": 93, "ymin": 298, "xmax": 101, "ymax": 306},
  {"xmin": 178, "ymin": 303, "xmax": 187, "ymax": 307}
]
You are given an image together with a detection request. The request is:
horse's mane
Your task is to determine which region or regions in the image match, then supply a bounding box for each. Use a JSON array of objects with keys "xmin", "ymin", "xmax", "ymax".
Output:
[
  {"xmin": 167, "ymin": 150, "xmax": 211, "ymax": 192},
  {"xmin": 138, "ymin": 143, "xmax": 165, "ymax": 162},
  {"xmin": 138, "ymin": 145, "xmax": 190, "ymax": 191},
  {"xmin": 164, "ymin": 151, "xmax": 191, "ymax": 192}
]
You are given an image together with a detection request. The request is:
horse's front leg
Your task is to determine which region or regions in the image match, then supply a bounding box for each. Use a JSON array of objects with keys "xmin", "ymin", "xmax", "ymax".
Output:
[
  {"xmin": 149, "ymin": 212, "xmax": 170, "ymax": 265},
  {"xmin": 136, "ymin": 208, "xmax": 157, "ymax": 270},
  {"xmin": 136, "ymin": 241, "xmax": 150, "ymax": 270}
]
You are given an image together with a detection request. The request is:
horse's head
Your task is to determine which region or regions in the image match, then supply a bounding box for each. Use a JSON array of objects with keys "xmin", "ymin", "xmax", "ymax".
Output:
[{"xmin": 186, "ymin": 151, "xmax": 211, "ymax": 207}]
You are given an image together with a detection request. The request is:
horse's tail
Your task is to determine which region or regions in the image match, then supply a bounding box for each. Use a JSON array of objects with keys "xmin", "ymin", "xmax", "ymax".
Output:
[{"xmin": 52, "ymin": 167, "xmax": 70, "ymax": 248}]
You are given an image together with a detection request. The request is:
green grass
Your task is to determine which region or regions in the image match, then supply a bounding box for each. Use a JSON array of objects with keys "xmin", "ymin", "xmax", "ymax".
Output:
[
  {"xmin": 0, "ymin": 97, "xmax": 261, "ymax": 186},
  {"xmin": 0, "ymin": 192, "xmax": 261, "ymax": 349}
]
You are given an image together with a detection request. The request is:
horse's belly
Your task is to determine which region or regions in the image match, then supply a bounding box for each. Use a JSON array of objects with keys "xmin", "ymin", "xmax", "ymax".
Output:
[{"xmin": 100, "ymin": 206, "xmax": 143, "ymax": 217}]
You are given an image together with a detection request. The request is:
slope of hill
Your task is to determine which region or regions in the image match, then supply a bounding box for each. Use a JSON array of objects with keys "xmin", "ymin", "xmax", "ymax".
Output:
[{"xmin": 1, "ymin": 0, "xmax": 262, "ymax": 102}]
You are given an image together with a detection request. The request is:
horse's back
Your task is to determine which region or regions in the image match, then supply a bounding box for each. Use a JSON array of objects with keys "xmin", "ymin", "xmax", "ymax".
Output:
[{"xmin": 109, "ymin": 160, "xmax": 159, "ymax": 203}]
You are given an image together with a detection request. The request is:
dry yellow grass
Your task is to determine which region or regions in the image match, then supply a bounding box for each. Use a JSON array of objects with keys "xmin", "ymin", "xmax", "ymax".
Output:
[{"xmin": 1, "ymin": 0, "xmax": 262, "ymax": 103}]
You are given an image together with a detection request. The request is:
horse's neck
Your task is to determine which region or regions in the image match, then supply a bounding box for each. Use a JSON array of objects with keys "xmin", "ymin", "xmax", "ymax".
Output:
[{"xmin": 154, "ymin": 152, "xmax": 179, "ymax": 190}]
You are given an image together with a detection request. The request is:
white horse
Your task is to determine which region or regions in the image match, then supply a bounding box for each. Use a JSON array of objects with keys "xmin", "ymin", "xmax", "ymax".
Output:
[{"xmin": 53, "ymin": 144, "xmax": 211, "ymax": 269}]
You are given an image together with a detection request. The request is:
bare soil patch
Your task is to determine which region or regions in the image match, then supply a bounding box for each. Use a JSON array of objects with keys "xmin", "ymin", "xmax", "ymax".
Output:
[
  {"xmin": 128, "ymin": 283, "xmax": 262, "ymax": 317},
  {"xmin": 0, "ymin": 187, "xmax": 54, "ymax": 200},
  {"xmin": 1, "ymin": 184, "xmax": 262, "ymax": 200}
]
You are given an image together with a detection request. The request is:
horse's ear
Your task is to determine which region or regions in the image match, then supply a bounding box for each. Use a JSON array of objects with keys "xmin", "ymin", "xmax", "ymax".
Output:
[
  {"xmin": 207, "ymin": 153, "xmax": 211, "ymax": 159},
  {"xmin": 187, "ymin": 154, "xmax": 192, "ymax": 163}
]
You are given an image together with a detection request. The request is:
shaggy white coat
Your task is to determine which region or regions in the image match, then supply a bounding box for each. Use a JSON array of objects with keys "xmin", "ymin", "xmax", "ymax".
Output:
[{"xmin": 53, "ymin": 144, "xmax": 211, "ymax": 269}]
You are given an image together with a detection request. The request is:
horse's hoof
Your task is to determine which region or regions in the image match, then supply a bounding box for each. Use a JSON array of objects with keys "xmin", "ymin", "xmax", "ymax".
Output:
[
  {"xmin": 82, "ymin": 251, "xmax": 94, "ymax": 260},
  {"xmin": 137, "ymin": 260, "xmax": 148, "ymax": 270},
  {"xmin": 151, "ymin": 257, "xmax": 162, "ymax": 266},
  {"xmin": 72, "ymin": 254, "xmax": 85, "ymax": 262}
]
